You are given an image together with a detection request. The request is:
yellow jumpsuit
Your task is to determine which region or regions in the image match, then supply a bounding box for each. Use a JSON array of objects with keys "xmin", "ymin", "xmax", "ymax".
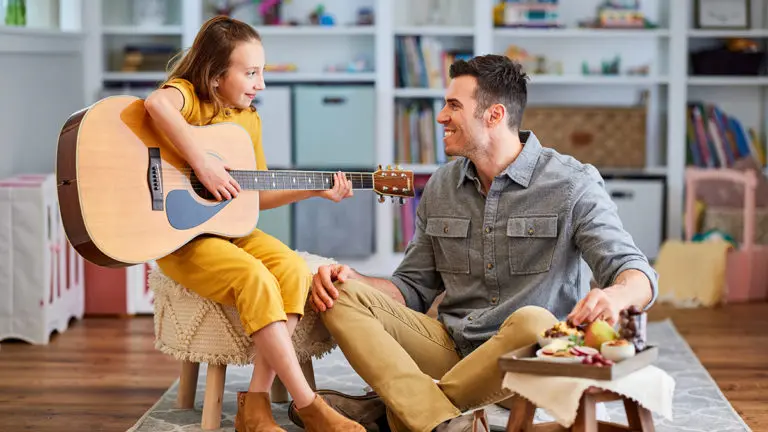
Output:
[{"xmin": 155, "ymin": 78, "xmax": 312, "ymax": 335}]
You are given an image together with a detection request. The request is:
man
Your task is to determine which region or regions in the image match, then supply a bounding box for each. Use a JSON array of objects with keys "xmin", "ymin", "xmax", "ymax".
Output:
[{"xmin": 294, "ymin": 55, "xmax": 658, "ymax": 432}]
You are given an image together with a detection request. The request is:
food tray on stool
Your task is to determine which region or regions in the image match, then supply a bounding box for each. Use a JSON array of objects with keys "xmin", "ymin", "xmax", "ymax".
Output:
[{"xmin": 498, "ymin": 344, "xmax": 658, "ymax": 381}]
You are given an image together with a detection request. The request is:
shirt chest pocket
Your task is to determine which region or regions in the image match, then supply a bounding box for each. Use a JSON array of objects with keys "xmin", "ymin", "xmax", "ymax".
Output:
[
  {"xmin": 426, "ymin": 217, "xmax": 470, "ymax": 274},
  {"xmin": 506, "ymin": 215, "xmax": 558, "ymax": 275}
]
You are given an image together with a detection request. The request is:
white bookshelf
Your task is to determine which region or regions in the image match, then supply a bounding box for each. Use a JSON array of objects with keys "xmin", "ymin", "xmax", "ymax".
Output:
[{"xmin": 78, "ymin": 0, "xmax": 768, "ymax": 276}]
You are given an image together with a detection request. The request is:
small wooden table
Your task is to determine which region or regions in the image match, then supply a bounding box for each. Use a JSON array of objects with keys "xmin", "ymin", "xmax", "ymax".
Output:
[{"xmin": 505, "ymin": 388, "xmax": 655, "ymax": 432}]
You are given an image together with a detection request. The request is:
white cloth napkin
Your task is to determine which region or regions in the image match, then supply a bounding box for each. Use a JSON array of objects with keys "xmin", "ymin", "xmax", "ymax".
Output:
[{"xmin": 501, "ymin": 365, "xmax": 675, "ymax": 427}]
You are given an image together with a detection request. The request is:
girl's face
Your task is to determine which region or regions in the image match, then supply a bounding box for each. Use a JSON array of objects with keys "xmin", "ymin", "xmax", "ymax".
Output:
[{"xmin": 216, "ymin": 39, "xmax": 266, "ymax": 109}]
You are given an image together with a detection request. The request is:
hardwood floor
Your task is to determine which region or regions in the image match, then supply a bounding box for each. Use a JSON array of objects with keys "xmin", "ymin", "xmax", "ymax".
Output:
[{"xmin": 0, "ymin": 303, "xmax": 766, "ymax": 431}]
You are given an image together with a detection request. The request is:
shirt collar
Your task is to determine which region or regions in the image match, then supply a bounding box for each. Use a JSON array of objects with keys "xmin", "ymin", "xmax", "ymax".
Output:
[{"xmin": 457, "ymin": 130, "xmax": 542, "ymax": 189}]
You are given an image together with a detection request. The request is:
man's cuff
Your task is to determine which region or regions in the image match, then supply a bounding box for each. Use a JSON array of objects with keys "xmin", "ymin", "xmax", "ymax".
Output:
[
  {"xmin": 389, "ymin": 275, "xmax": 424, "ymax": 312},
  {"xmin": 611, "ymin": 260, "xmax": 659, "ymax": 310}
]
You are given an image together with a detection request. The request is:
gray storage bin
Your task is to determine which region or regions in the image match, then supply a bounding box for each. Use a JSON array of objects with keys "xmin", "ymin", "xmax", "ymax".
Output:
[
  {"xmin": 293, "ymin": 85, "xmax": 375, "ymax": 168},
  {"xmin": 256, "ymin": 205, "xmax": 293, "ymax": 247},
  {"xmin": 294, "ymin": 191, "xmax": 375, "ymax": 258}
]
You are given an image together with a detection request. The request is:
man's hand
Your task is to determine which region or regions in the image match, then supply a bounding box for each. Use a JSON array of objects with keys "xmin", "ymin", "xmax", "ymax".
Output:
[
  {"xmin": 311, "ymin": 264, "xmax": 353, "ymax": 312},
  {"xmin": 567, "ymin": 288, "xmax": 621, "ymax": 327}
]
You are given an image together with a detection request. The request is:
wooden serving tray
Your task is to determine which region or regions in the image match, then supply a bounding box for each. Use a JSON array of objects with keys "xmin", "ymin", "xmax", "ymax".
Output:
[{"xmin": 498, "ymin": 343, "xmax": 658, "ymax": 381}]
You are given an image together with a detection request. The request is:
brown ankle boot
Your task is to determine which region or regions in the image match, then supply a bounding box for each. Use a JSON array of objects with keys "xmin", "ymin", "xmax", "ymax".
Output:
[
  {"xmin": 234, "ymin": 392, "xmax": 286, "ymax": 432},
  {"xmin": 296, "ymin": 394, "xmax": 366, "ymax": 431}
]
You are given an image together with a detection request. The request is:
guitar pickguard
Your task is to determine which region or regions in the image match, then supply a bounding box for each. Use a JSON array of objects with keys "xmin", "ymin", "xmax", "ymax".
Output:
[{"xmin": 166, "ymin": 189, "xmax": 231, "ymax": 230}]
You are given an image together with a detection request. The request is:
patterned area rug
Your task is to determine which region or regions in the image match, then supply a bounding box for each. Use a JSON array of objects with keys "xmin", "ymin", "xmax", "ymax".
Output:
[{"xmin": 128, "ymin": 319, "xmax": 751, "ymax": 432}]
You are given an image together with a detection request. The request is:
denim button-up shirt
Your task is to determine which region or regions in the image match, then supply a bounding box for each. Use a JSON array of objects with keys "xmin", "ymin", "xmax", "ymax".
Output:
[{"xmin": 390, "ymin": 131, "xmax": 659, "ymax": 357}]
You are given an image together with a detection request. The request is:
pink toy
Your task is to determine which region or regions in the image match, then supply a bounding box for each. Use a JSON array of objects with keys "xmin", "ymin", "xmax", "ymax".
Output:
[{"xmin": 685, "ymin": 167, "xmax": 768, "ymax": 303}]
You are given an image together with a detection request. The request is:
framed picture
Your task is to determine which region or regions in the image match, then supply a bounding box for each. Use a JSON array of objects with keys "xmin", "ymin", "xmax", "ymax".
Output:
[{"xmin": 695, "ymin": 0, "xmax": 751, "ymax": 29}]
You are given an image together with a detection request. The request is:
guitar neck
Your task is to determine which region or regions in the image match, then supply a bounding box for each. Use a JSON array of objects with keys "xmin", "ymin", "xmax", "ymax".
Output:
[{"xmin": 227, "ymin": 170, "xmax": 374, "ymax": 191}]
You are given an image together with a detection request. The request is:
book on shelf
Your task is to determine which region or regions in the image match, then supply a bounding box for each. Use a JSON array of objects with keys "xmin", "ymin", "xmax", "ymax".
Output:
[
  {"xmin": 395, "ymin": 99, "xmax": 448, "ymax": 164},
  {"xmin": 395, "ymin": 35, "xmax": 472, "ymax": 88},
  {"xmin": 686, "ymin": 102, "xmax": 766, "ymax": 170},
  {"xmin": 393, "ymin": 174, "xmax": 431, "ymax": 253}
]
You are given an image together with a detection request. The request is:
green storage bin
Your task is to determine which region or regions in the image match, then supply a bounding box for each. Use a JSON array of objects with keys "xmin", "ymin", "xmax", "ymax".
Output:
[
  {"xmin": 256, "ymin": 205, "xmax": 293, "ymax": 247},
  {"xmin": 294, "ymin": 85, "xmax": 375, "ymax": 168}
]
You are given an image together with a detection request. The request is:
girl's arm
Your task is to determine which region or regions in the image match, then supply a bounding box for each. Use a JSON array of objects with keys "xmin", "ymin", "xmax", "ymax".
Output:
[
  {"xmin": 144, "ymin": 87, "xmax": 241, "ymax": 200},
  {"xmin": 144, "ymin": 88, "xmax": 205, "ymax": 169},
  {"xmin": 259, "ymin": 172, "xmax": 353, "ymax": 210}
]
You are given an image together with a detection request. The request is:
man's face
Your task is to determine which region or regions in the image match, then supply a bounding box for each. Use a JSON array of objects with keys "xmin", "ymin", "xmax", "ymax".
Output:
[{"xmin": 436, "ymin": 75, "xmax": 486, "ymax": 157}]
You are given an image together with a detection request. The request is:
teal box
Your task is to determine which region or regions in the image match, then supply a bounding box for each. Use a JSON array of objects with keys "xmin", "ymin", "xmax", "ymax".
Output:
[
  {"xmin": 256, "ymin": 205, "xmax": 293, "ymax": 247},
  {"xmin": 293, "ymin": 85, "xmax": 375, "ymax": 168}
]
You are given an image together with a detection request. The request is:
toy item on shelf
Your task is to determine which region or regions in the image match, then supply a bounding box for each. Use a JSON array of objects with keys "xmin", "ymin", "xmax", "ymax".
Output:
[
  {"xmin": 325, "ymin": 55, "xmax": 372, "ymax": 73},
  {"xmin": 309, "ymin": 4, "xmax": 335, "ymax": 26},
  {"xmin": 579, "ymin": 0, "xmax": 658, "ymax": 29},
  {"xmin": 499, "ymin": 0, "xmax": 561, "ymax": 28},
  {"xmin": 581, "ymin": 55, "xmax": 621, "ymax": 75},
  {"xmin": 356, "ymin": 7, "xmax": 374, "ymax": 25},
  {"xmin": 264, "ymin": 63, "xmax": 297, "ymax": 73}
]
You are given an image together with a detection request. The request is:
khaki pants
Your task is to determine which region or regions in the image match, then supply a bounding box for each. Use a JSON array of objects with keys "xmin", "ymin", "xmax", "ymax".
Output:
[{"xmin": 321, "ymin": 280, "xmax": 558, "ymax": 432}]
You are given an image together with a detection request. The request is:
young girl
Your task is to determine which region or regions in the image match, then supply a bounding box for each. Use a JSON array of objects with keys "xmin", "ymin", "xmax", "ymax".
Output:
[{"xmin": 145, "ymin": 15, "xmax": 365, "ymax": 432}]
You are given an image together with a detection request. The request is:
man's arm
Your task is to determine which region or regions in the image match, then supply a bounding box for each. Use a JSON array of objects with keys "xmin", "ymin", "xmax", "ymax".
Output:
[
  {"xmin": 311, "ymin": 187, "xmax": 443, "ymax": 313},
  {"xmin": 568, "ymin": 166, "xmax": 658, "ymax": 324}
]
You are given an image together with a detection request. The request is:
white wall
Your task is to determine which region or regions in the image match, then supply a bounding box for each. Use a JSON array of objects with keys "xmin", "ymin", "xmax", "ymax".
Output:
[{"xmin": 0, "ymin": 29, "xmax": 85, "ymax": 179}]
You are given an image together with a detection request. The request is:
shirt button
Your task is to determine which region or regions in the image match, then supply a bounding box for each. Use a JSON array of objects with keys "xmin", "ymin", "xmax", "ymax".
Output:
[
  {"xmin": 491, "ymin": 297, "xmax": 498, "ymax": 304},
  {"xmin": 528, "ymin": 227, "xmax": 535, "ymax": 236},
  {"xmin": 444, "ymin": 226, "xmax": 449, "ymax": 233},
  {"xmin": 487, "ymin": 263, "xmax": 493, "ymax": 270},
  {"xmin": 468, "ymin": 316, "xmax": 473, "ymax": 321},
  {"xmin": 485, "ymin": 226, "xmax": 491, "ymax": 233}
]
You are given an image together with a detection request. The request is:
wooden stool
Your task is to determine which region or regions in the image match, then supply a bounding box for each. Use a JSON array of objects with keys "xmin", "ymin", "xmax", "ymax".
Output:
[
  {"xmin": 150, "ymin": 268, "xmax": 317, "ymax": 430},
  {"xmin": 506, "ymin": 389, "xmax": 655, "ymax": 432}
]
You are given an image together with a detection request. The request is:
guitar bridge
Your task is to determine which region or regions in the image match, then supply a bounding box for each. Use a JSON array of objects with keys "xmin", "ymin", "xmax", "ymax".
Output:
[{"xmin": 147, "ymin": 147, "xmax": 163, "ymax": 211}]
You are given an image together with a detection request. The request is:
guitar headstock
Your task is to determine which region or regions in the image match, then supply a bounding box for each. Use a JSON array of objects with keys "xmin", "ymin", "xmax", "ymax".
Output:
[{"xmin": 373, "ymin": 165, "xmax": 415, "ymax": 204}]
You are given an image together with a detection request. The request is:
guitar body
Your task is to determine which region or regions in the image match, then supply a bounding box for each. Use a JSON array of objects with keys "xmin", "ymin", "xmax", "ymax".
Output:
[{"xmin": 57, "ymin": 95, "xmax": 259, "ymax": 268}]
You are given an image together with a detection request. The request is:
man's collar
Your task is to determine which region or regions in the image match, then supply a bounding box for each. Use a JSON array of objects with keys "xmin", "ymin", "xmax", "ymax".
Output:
[{"xmin": 457, "ymin": 130, "xmax": 542, "ymax": 189}]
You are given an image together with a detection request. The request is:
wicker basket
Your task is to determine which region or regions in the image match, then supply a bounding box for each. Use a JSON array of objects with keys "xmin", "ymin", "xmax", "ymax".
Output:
[
  {"xmin": 703, "ymin": 207, "xmax": 768, "ymax": 245},
  {"xmin": 521, "ymin": 106, "xmax": 647, "ymax": 168}
]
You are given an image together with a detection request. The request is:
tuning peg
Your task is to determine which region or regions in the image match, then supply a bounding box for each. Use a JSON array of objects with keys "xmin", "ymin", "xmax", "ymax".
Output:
[
  {"xmin": 399, "ymin": 197, "xmax": 406, "ymax": 205},
  {"xmin": 396, "ymin": 164, "xmax": 402, "ymax": 171},
  {"xmin": 378, "ymin": 164, "xmax": 382, "ymax": 171},
  {"xmin": 387, "ymin": 164, "xmax": 392, "ymax": 170},
  {"xmin": 378, "ymin": 194, "xmax": 385, "ymax": 203}
]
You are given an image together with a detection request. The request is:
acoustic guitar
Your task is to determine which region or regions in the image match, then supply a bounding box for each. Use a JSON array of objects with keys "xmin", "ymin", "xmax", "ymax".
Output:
[{"xmin": 56, "ymin": 95, "xmax": 414, "ymax": 268}]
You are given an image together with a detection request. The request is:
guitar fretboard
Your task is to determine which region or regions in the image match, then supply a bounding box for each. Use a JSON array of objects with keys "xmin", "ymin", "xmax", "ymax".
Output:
[{"xmin": 226, "ymin": 170, "xmax": 374, "ymax": 191}]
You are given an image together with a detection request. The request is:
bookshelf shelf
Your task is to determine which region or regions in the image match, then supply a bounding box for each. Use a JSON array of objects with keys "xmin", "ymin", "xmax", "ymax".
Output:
[
  {"xmin": 394, "ymin": 26, "xmax": 475, "ymax": 36},
  {"xmin": 494, "ymin": 28, "xmax": 670, "ymax": 38},
  {"xmin": 688, "ymin": 77, "xmax": 768, "ymax": 86},
  {"xmin": 257, "ymin": 25, "xmax": 376, "ymax": 36},
  {"xmin": 102, "ymin": 71, "xmax": 167, "ymax": 81},
  {"xmin": 265, "ymin": 72, "xmax": 376, "ymax": 83},
  {"xmin": 688, "ymin": 29, "xmax": 768, "ymax": 38},
  {"xmin": 102, "ymin": 25, "xmax": 183, "ymax": 35},
  {"xmin": 529, "ymin": 75, "xmax": 668, "ymax": 85}
]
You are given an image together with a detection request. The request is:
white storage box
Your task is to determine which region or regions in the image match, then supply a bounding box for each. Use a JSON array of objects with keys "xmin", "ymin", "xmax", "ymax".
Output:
[
  {"xmin": 252, "ymin": 86, "xmax": 293, "ymax": 168},
  {"xmin": 0, "ymin": 173, "xmax": 84, "ymax": 344},
  {"xmin": 605, "ymin": 179, "xmax": 664, "ymax": 260}
]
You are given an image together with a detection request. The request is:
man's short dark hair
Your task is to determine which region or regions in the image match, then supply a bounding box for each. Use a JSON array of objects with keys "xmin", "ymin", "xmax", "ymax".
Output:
[{"xmin": 449, "ymin": 54, "xmax": 528, "ymax": 131}]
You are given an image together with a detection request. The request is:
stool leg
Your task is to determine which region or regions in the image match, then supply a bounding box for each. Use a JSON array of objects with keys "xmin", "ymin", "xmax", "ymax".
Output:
[
  {"xmin": 270, "ymin": 377, "xmax": 290, "ymax": 403},
  {"xmin": 624, "ymin": 398, "xmax": 655, "ymax": 432},
  {"xmin": 572, "ymin": 394, "xmax": 597, "ymax": 432},
  {"xmin": 505, "ymin": 395, "xmax": 535, "ymax": 432},
  {"xmin": 201, "ymin": 364, "xmax": 227, "ymax": 430},
  {"xmin": 177, "ymin": 361, "xmax": 199, "ymax": 409}
]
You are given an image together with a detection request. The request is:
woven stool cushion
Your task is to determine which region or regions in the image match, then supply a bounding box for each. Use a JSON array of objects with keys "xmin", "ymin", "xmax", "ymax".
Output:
[{"xmin": 150, "ymin": 251, "xmax": 339, "ymax": 366}]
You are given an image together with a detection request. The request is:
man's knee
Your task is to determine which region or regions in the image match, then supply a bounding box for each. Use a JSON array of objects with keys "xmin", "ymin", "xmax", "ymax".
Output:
[
  {"xmin": 321, "ymin": 279, "xmax": 376, "ymax": 325},
  {"xmin": 499, "ymin": 305, "xmax": 559, "ymax": 340}
]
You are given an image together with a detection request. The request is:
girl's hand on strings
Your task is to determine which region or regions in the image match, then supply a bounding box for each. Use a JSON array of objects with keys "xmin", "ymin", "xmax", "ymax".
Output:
[{"xmin": 319, "ymin": 171, "xmax": 353, "ymax": 202}]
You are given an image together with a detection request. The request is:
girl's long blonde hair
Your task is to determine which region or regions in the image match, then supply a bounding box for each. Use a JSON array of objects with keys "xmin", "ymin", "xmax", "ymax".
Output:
[{"xmin": 166, "ymin": 15, "xmax": 261, "ymax": 123}]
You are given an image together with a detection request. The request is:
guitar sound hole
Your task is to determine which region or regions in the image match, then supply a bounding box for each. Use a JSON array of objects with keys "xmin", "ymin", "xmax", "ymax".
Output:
[{"xmin": 190, "ymin": 175, "xmax": 214, "ymax": 200}]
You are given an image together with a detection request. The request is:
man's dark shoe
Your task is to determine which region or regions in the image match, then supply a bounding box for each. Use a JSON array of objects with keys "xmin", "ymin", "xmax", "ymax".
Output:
[{"xmin": 288, "ymin": 389, "xmax": 387, "ymax": 431}]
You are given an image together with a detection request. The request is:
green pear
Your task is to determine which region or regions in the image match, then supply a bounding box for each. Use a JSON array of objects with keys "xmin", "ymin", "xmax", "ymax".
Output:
[{"xmin": 583, "ymin": 319, "xmax": 619, "ymax": 349}]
